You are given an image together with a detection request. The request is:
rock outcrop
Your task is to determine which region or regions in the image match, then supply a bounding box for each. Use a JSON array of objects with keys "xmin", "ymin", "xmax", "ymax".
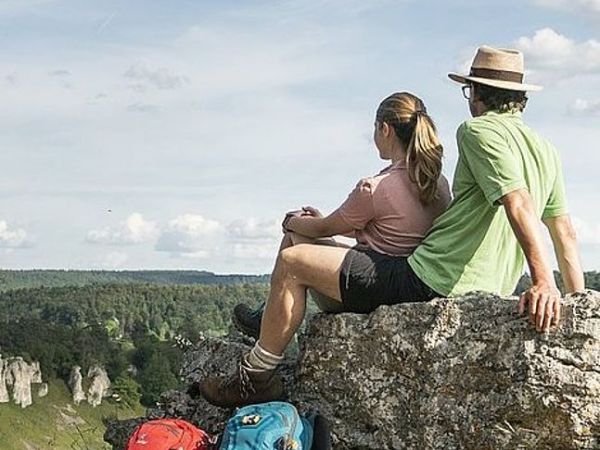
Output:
[
  {"xmin": 105, "ymin": 291, "xmax": 600, "ymax": 450},
  {"xmin": 38, "ymin": 382, "xmax": 49, "ymax": 398},
  {"xmin": 68, "ymin": 365, "xmax": 111, "ymax": 406},
  {"xmin": 87, "ymin": 365, "xmax": 111, "ymax": 407},
  {"xmin": 68, "ymin": 366, "xmax": 87, "ymax": 405},
  {"xmin": 0, "ymin": 355, "xmax": 9, "ymax": 403},
  {"xmin": 1, "ymin": 357, "xmax": 43, "ymax": 408}
]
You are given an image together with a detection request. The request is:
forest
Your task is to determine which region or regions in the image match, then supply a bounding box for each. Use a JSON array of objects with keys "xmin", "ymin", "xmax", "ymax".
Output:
[
  {"xmin": 0, "ymin": 281, "xmax": 269, "ymax": 407},
  {"xmin": 1, "ymin": 269, "xmax": 598, "ymax": 408}
]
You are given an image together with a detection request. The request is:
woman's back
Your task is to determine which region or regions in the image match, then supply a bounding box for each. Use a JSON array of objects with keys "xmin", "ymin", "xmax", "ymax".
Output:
[{"xmin": 335, "ymin": 163, "xmax": 451, "ymax": 256}]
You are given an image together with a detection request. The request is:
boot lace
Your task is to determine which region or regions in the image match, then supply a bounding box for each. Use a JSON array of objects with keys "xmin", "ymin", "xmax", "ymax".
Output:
[{"xmin": 219, "ymin": 362, "xmax": 256, "ymax": 400}]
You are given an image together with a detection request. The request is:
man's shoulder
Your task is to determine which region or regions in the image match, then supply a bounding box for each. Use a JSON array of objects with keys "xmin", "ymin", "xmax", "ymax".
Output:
[{"xmin": 456, "ymin": 115, "xmax": 504, "ymax": 144}]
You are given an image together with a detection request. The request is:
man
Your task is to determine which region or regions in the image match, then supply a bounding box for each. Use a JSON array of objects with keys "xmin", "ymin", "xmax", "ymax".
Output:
[
  {"xmin": 412, "ymin": 46, "xmax": 584, "ymax": 330},
  {"xmin": 200, "ymin": 46, "xmax": 584, "ymax": 408}
]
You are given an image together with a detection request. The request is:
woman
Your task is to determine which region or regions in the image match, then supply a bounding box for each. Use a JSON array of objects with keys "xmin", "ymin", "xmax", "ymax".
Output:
[
  {"xmin": 233, "ymin": 91, "xmax": 451, "ymax": 338},
  {"xmin": 200, "ymin": 92, "xmax": 452, "ymax": 408}
]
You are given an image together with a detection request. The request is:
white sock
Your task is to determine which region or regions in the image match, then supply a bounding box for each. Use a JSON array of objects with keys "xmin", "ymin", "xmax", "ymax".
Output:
[{"xmin": 245, "ymin": 342, "xmax": 283, "ymax": 371}]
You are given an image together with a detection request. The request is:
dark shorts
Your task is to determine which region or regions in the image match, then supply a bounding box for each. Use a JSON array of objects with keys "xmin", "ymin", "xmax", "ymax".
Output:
[{"xmin": 339, "ymin": 246, "xmax": 440, "ymax": 314}]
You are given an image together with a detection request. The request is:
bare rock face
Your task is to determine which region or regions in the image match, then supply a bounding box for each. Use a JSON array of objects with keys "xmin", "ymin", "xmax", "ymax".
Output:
[
  {"xmin": 0, "ymin": 355, "xmax": 9, "ymax": 403},
  {"xmin": 3, "ymin": 357, "xmax": 42, "ymax": 408},
  {"xmin": 87, "ymin": 365, "xmax": 111, "ymax": 407},
  {"xmin": 68, "ymin": 366, "xmax": 86, "ymax": 405},
  {"xmin": 38, "ymin": 382, "xmax": 49, "ymax": 398},
  {"xmin": 105, "ymin": 291, "xmax": 600, "ymax": 450},
  {"xmin": 104, "ymin": 334, "xmax": 297, "ymax": 449},
  {"xmin": 294, "ymin": 291, "xmax": 600, "ymax": 450}
]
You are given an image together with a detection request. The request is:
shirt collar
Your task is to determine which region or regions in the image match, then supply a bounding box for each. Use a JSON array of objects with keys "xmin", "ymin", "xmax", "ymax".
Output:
[
  {"xmin": 379, "ymin": 159, "xmax": 407, "ymax": 175},
  {"xmin": 482, "ymin": 110, "xmax": 523, "ymax": 119}
]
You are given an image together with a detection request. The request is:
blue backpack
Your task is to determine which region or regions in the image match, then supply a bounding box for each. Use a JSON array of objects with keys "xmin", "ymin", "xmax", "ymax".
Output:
[{"xmin": 218, "ymin": 401, "xmax": 329, "ymax": 450}]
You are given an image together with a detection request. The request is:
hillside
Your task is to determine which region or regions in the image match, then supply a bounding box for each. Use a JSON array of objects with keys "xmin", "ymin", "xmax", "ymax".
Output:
[
  {"xmin": 0, "ymin": 283, "xmax": 269, "ymax": 339},
  {"xmin": 0, "ymin": 270, "xmax": 270, "ymax": 292},
  {"xmin": 0, "ymin": 378, "xmax": 143, "ymax": 450}
]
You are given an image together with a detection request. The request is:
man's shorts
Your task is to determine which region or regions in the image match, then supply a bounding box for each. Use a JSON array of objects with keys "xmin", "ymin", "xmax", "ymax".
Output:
[{"xmin": 339, "ymin": 246, "xmax": 440, "ymax": 314}]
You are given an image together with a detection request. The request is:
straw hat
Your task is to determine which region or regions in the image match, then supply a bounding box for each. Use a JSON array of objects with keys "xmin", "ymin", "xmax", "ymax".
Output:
[{"xmin": 448, "ymin": 45, "xmax": 542, "ymax": 92}]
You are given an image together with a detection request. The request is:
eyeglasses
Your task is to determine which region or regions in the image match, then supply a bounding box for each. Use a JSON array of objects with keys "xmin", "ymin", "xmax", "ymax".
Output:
[{"xmin": 461, "ymin": 85, "xmax": 472, "ymax": 100}]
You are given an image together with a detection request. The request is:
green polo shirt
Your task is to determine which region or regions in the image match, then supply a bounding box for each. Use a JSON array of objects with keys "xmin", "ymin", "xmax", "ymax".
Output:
[{"xmin": 408, "ymin": 110, "xmax": 568, "ymax": 297}]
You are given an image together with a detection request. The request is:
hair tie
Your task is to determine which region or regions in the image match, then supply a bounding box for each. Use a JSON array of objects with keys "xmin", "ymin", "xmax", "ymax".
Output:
[{"xmin": 412, "ymin": 109, "xmax": 426, "ymax": 120}]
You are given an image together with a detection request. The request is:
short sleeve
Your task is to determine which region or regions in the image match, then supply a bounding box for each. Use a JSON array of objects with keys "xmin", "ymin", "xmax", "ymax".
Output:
[
  {"xmin": 333, "ymin": 179, "xmax": 375, "ymax": 229},
  {"xmin": 542, "ymin": 151, "xmax": 568, "ymax": 219},
  {"xmin": 458, "ymin": 121, "xmax": 527, "ymax": 206}
]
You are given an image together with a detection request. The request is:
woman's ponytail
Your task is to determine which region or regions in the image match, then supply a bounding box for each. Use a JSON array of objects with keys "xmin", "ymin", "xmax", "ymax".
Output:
[
  {"xmin": 376, "ymin": 93, "xmax": 444, "ymax": 205},
  {"xmin": 406, "ymin": 112, "xmax": 443, "ymax": 204}
]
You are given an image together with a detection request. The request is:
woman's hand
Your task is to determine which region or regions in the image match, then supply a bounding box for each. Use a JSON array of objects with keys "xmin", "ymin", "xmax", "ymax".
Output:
[
  {"xmin": 301, "ymin": 206, "xmax": 323, "ymax": 218},
  {"xmin": 282, "ymin": 207, "xmax": 325, "ymax": 233},
  {"xmin": 282, "ymin": 210, "xmax": 303, "ymax": 233}
]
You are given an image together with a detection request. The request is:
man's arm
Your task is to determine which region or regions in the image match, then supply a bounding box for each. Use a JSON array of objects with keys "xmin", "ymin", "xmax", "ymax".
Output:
[
  {"xmin": 543, "ymin": 214, "xmax": 584, "ymax": 293},
  {"xmin": 500, "ymin": 188, "xmax": 561, "ymax": 333}
]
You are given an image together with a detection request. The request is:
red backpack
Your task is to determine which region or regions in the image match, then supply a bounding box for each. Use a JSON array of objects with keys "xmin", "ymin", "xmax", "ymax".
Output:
[{"xmin": 125, "ymin": 418, "xmax": 213, "ymax": 450}]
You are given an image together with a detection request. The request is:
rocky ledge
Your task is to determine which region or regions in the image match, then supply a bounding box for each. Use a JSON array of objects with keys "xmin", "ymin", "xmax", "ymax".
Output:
[{"xmin": 105, "ymin": 291, "xmax": 600, "ymax": 450}]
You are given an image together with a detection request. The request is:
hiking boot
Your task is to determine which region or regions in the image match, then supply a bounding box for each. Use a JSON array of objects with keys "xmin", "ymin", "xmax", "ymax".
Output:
[
  {"xmin": 199, "ymin": 357, "xmax": 284, "ymax": 408},
  {"xmin": 232, "ymin": 303, "xmax": 264, "ymax": 340}
]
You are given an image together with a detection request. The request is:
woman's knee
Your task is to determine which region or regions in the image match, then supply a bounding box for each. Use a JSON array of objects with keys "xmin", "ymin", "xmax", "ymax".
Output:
[{"xmin": 280, "ymin": 244, "xmax": 310, "ymax": 270}]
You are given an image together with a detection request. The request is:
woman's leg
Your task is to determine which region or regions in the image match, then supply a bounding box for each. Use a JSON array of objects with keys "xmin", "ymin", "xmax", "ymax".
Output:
[
  {"xmin": 288, "ymin": 232, "xmax": 349, "ymax": 312},
  {"xmin": 259, "ymin": 243, "xmax": 349, "ymax": 355},
  {"xmin": 201, "ymin": 243, "xmax": 351, "ymax": 407},
  {"xmin": 234, "ymin": 231, "xmax": 348, "ymax": 335}
]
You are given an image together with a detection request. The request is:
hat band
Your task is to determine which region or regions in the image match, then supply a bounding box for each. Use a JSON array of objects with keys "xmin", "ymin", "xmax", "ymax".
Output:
[{"xmin": 470, "ymin": 68, "xmax": 523, "ymax": 83}]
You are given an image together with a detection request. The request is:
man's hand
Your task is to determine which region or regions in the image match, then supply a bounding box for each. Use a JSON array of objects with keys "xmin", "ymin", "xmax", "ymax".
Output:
[{"xmin": 518, "ymin": 283, "xmax": 562, "ymax": 333}]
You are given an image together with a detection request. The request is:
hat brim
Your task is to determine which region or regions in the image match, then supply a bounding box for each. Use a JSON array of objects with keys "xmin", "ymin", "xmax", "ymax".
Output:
[{"xmin": 448, "ymin": 73, "xmax": 543, "ymax": 92}]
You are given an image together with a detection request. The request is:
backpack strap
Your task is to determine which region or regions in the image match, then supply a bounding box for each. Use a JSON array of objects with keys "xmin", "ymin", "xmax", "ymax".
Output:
[{"xmin": 305, "ymin": 413, "xmax": 331, "ymax": 450}]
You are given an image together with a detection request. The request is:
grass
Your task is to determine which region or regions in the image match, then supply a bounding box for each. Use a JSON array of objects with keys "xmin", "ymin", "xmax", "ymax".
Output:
[{"xmin": 0, "ymin": 378, "xmax": 144, "ymax": 450}]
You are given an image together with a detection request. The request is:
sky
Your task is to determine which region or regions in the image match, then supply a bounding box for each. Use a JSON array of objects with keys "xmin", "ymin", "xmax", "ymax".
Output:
[{"xmin": 0, "ymin": 0, "xmax": 599, "ymax": 274}]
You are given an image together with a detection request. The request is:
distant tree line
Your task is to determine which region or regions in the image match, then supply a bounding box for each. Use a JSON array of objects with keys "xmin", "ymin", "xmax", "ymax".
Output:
[
  {"xmin": 0, "ymin": 283, "xmax": 269, "ymax": 338},
  {"xmin": 0, "ymin": 269, "xmax": 270, "ymax": 292},
  {"xmin": 514, "ymin": 271, "xmax": 600, "ymax": 294}
]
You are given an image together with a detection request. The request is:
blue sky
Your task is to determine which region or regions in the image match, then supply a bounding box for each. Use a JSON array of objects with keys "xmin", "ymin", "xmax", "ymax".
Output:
[{"xmin": 1, "ymin": 0, "xmax": 599, "ymax": 274}]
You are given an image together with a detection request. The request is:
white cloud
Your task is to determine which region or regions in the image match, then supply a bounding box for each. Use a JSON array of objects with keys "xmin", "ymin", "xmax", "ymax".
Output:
[
  {"xmin": 86, "ymin": 213, "xmax": 158, "ymax": 245},
  {"xmin": 227, "ymin": 218, "xmax": 281, "ymax": 241},
  {"xmin": 573, "ymin": 216, "xmax": 600, "ymax": 245},
  {"xmin": 515, "ymin": 28, "xmax": 600, "ymax": 82},
  {"xmin": 225, "ymin": 218, "xmax": 281, "ymax": 261},
  {"xmin": 124, "ymin": 62, "xmax": 189, "ymax": 91},
  {"xmin": 0, "ymin": 220, "xmax": 30, "ymax": 248},
  {"xmin": 127, "ymin": 103, "xmax": 159, "ymax": 113},
  {"xmin": 534, "ymin": 0, "xmax": 600, "ymax": 14},
  {"xmin": 155, "ymin": 214, "xmax": 221, "ymax": 257},
  {"xmin": 569, "ymin": 98, "xmax": 600, "ymax": 115}
]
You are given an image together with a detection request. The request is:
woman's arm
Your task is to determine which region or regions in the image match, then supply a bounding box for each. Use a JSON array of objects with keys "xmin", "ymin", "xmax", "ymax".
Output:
[
  {"xmin": 285, "ymin": 210, "xmax": 354, "ymax": 239},
  {"xmin": 542, "ymin": 214, "xmax": 585, "ymax": 293}
]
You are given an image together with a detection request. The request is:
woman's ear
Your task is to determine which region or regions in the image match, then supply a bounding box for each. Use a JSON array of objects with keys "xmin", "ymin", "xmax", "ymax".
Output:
[{"xmin": 381, "ymin": 121, "xmax": 391, "ymax": 138}]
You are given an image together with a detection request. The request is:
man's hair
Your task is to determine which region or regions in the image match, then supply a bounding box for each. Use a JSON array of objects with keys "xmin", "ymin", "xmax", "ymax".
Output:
[{"xmin": 473, "ymin": 83, "xmax": 528, "ymax": 113}]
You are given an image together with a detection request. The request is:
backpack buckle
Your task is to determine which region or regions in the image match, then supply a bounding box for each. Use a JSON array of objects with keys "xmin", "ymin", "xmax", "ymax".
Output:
[{"xmin": 241, "ymin": 414, "xmax": 261, "ymax": 425}]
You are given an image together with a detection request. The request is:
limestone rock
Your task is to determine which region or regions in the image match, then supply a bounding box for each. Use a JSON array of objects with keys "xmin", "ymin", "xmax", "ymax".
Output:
[
  {"xmin": 294, "ymin": 291, "xmax": 600, "ymax": 450},
  {"xmin": 105, "ymin": 291, "xmax": 600, "ymax": 450},
  {"xmin": 104, "ymin": 334, "xmax": 297, "ymax": 449},
  {"xmin": 38, "ymin": 382, "xmax": 49, "ymax": 398},
  {"xmin": 30, "ymin": 361, "xmax": 42, "ymax": 384},
  {"xmin": 68, "ymin": 366, "xmax": 86, "ymax": 405},
  {"xmin": 4, "ymin": 357, "xmax": 41, "ymax": 408},
  {"xmin": 0, "ymin": 355, "xmax": 9, "ymax": 403},
  {"xmin": 87, "ymin": 365, "xmax": 111, "ymax": 407},
  {"xmin": 103, "ymin": 417, "xmax": 145, "ymax": 450}
]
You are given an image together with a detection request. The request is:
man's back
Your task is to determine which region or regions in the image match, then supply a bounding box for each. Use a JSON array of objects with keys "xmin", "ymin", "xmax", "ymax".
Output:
[{"xmin": 408, "ymin": 110, "xmax": 567, "ymax": 297}]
